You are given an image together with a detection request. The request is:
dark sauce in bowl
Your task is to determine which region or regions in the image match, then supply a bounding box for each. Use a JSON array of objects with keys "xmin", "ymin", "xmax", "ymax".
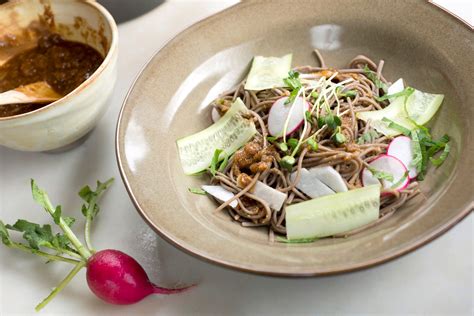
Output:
[{"xmin": 0, "ymin": 33, "xmax": 104, "ymax": 117}]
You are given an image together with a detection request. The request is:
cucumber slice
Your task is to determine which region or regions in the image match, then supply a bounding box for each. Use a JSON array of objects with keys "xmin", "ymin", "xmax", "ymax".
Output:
[
  {"xmin": 244, "ymin": 54, "xmax": 292, "ymax": 91},
  {"xmin": 286, "ymin": 185, "xmax": 380, "ymax": 239},
  {"xmin": 177, "ymin": 98, "xmax": 257, "ymax": 175},
  {"xmin": 356, "ymin": 88, "xmax": 444, "ymax": 136}
]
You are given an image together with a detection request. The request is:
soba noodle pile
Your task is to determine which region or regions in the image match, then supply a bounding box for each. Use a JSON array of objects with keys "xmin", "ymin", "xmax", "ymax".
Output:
[{"xmin": 207, "ymin": 51, "xmax": 421, "ymax": 239}]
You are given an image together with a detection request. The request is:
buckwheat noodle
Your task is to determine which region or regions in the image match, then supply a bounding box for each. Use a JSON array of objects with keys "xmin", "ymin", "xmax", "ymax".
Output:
[{"xmin": 207, "ymin": 50, "xmax": 421, "ymax": 239}]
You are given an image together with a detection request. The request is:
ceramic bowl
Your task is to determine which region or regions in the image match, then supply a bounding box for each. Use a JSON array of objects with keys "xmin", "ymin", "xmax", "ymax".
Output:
[
  {"xmin": 116, "ymin": 0, "xmax": 473, "ymax": 276},
  {"xmin": 0, "ymin": 0, "xmax": 118, "ymax": 151}
]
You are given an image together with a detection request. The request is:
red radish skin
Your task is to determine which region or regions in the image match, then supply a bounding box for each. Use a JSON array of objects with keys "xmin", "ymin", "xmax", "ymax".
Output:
[
  {"xmin": 361, "ymin": 154, "xmax": 410, "ymax": 192},
  {"xmin": 387, "ymin": 136, "xmax": 417, "ymax": 179},
  {"xmin": 267, "ymin": 96, "xmax": 310, "ymax": 137},
  {"xmin": 87, "ymin": 250, "xmax": 191, "ymax": 305}
]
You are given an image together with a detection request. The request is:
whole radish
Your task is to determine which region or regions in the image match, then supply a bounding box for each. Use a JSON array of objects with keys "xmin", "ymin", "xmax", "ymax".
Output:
[
  {"xmin": 87, "ymin": 249, "xmax": 190, "ymax": 305},
  {"xmin": 0, "ymin": 179, "xmax": 192, "ymax": 311}
]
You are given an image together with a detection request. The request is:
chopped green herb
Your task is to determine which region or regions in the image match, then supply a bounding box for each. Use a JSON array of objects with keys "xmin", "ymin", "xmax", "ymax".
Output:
[
  {"xmin": 266, "ymin": 136, "xmax": 277, "ymax": 142},
  {"xmin": 276, "ymin": 236, "xmax": 318, "ymax": 243},
  {"xmin": 188, "ymin": 187, "xmax": 206, "ymax": 195},
  {"xmin": 311, "ymin": 91, "xmax": 319, "ymax": 99},
  {"xmin": 280, "ymin": 155, "xmax": 296, "ymax": 171},
  {"xmin": 430, "ymin": 143, "xmax": 450, "ymax": 166},
  {"xmin": 391, "ymin": 171, "xmax": 409, "ymax": 189},
  {"xmin": 218, "ymin": 152, "xmax": 229, "ymax": 172},
  {"xmin": 375, "ymin": 87, "xmax": 415, "ymax": 102},
  {"xmin": 367, "ymin": 166, "xmax": 394, "ymax": 182},
  {"xmin": 305, "ymin": 110, "xmax": 312, "ymax": 122},
  {"xmin": 209, "ymin": 149, "xmax": 224, "ymax": 176},
  {"xmin": 382, "ymin": 117, "xmax": 411, "ymax": 136},
  {"xmin": 357, "ymin": 130, "xmax": 380, "ymax": 144},
  {"xmin": 363, "ymin": 65, "xmax": 388, "ymax": 93}
]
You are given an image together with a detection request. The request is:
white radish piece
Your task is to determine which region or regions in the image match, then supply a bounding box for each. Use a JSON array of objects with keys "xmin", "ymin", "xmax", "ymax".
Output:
[
  {"xmin": 387, "ymin": 78, "xmax": 404, "ymax": 101},
  {"xmin": 307, "ymin": 166, "xmax": 348, "ymax": 192},
  {"xmin": 387, "ymin": 136, "xmax": 417, "ymax": 179},
  {"xmin": 202, "ymin": 185, "xmax": 238, "ymax": 208},
  {"xmin": 268, "ymin": 96, "xmax": 310, "ymax": 137},
  {"xmin": 290, "ymin": 168, "xmax": 335, "ymax": 198},
  {"xmin": 252, "ymin": 181, "xmax": 287, "ymax": 211},
  {"xmin": 211, "ymin": 107, "xmax": 221, "ymax": 123},
  {"xmin": 362, "ymin": 154, "xmax": 409, "ymax": 191}
]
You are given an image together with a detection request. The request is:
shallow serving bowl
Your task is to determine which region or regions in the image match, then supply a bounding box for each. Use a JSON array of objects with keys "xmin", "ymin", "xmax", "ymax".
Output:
[
  {"xmin": 0, "ymin": 0, "xmax": 118, "ymax": 151},
  {"xmin": 116, "ymin": 0, "xmax": 473, "ymax": 276}
]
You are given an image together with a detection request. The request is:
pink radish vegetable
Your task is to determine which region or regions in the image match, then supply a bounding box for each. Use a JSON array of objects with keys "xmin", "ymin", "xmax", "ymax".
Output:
[
  {"xmin": 268, "ymin": 96, "xmax": 310, "ymax": 137},
  {"xmin": 387, "ymin": 136, "xmax": 417, "ymax": 179},
  {"xmin": 87, "ymin": 250, "xmax": 190, "ymax": 305},
  {"xmin": 0, "ymin": 179, "xmax": 192, "ymax": 312},
  {"xmin": 362, "ymin": 154, "xmax": 410, "ymax": 191}
]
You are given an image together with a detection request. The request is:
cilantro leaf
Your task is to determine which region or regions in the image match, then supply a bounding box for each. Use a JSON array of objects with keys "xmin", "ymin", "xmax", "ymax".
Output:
[{"xmin": 363, "ymin": 65, "xmax": 388, "ymax": 93}]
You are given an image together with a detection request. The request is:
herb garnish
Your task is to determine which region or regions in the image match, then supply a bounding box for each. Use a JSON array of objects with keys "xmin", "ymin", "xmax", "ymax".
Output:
[
  {"xmin": 209, "ymin": 149, "xmax": 224, "ymax": 176},
  {"xmin": 283, "ymin": 70, "xmax": 302, "ymax": 105},
  {"xmin": 367, "ymin": 166, "xmax": 394, "ymax": 182},
  {"xmin": 188, "ymin": 187, "xmax": 206, "ymax": 195},
  {"xmin": 363, "ymin": 65, "xmax": 388, "ymax": 93},
  {"xmin": 375, "ymin": 87, "xmax": 415, "ymax": 102},
  {"xmin": 276, "ymin": 236, "xmax": 318, "ymax": 243},
  {"xmin": 357, "ymin": 130, "xmax": 380, "ymax": 144}
]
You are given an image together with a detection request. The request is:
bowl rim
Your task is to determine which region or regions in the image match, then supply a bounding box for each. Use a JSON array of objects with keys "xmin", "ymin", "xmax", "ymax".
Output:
[
  {"xmin": 0, "ymin": 0, "xmax": 119, "ymax": 122},
  {"xmin": 115, "ymin": 1, "xmax": 474, "ymax": 277}
]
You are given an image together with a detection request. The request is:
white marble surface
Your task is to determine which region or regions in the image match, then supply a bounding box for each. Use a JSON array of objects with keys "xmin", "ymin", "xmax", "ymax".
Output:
[{"xmin": 0, "ymin": 1, "xmax": 472, "ymax": 315}]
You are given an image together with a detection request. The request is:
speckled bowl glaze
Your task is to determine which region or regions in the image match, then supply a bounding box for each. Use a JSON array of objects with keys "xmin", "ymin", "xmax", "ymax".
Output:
[
  {"xmin": 0, "ymin": 0, "xmax": 118, "ymax": 151},
  {"xmin": 116, "ymin": 0, "xmax": 473, "ymax": 276}
]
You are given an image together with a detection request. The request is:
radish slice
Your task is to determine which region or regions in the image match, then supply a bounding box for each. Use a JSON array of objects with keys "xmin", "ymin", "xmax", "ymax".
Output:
[
  {"xmin": 202, "ymin": 185, "xmax": 238, "ymax": 208},
  {"xmin": 387, "ymin": 136, "xmax": 417, "ymax": 179},
  {"xmin": 211, "ymin": 107, "xmax": 221, "ymax": 123},
  {"xmin": 252, "ymin": 181, "xmax": 286, "ymax": 211},
  {"xmin": 268, "ymin": 96, "xmax": 310, "ymax": 137},
  {"xmin": 307, "ymin": 166, "xmax": 348, "ymax": 192},
  {"xmin": 290, "ymin": 168, "xmax": 335, "ymax": 198},
  {"xmin": 362, "ymin": 154, "xmax": 409, "ymax": 191}
]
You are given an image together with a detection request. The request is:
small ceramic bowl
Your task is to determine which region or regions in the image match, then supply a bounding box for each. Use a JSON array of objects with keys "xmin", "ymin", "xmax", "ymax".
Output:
[{"xmin": 0, "ymin": 0, "xmax": 118, "ymax": 151}]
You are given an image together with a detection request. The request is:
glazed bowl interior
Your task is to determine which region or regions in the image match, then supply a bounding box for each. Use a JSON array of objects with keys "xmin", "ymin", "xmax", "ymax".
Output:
[{"xmin": 117, "ymin": 0, "xmax": 473, "ymax": 276}]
